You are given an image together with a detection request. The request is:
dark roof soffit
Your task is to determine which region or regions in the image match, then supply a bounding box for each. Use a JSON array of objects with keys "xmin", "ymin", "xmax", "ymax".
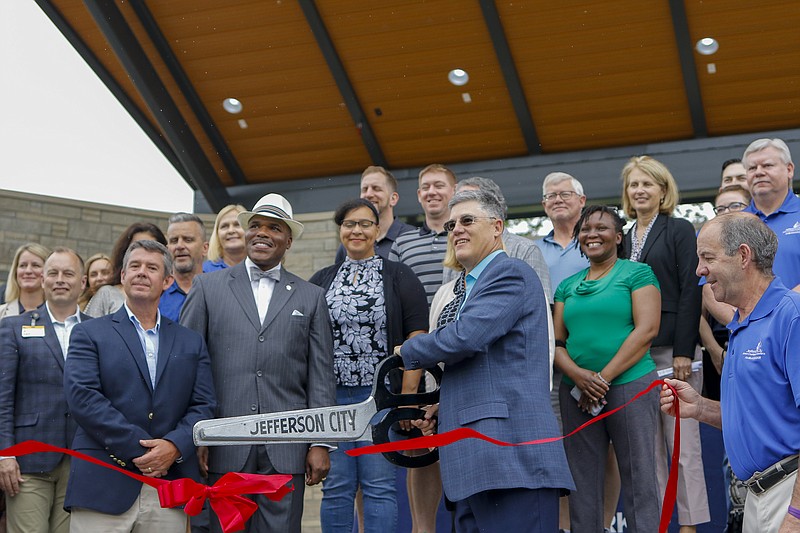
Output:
[
  {"xmin": 83, "ymin": 0, "xmax": 232, "ymax": 210},
  {"xmin": 298, "ymin": 0, "xmax": 388, "ymax": 167}
]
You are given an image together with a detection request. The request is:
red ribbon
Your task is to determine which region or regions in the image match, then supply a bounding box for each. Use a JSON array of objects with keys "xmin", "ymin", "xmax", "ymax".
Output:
[
  {"xmin": 348, "ymin": 379, "xmax": 681, "ymax": 533},
  {"xmin": 0, "ymin": 441, "xmax": 292, "ymax": 533}
]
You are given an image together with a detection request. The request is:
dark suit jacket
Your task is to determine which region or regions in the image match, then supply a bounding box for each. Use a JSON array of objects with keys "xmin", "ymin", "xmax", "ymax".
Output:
[
  {"xmin": 0, "ymin": 308, "xmax": 88, "ymax": 473},
  {"xmin": 624, "ymin": 215, "xmax": 701, "ymax": 357},
  {"xmin": 63, "ymin": 308, "xmax": 216, "ymax": 514},
  {"xmin": 401, "ymin": 253, "xmax": 574, "ymax": 502},
  {"xmin": 180, "ymin": 262, "xmax": 336, "ymax": 475}
]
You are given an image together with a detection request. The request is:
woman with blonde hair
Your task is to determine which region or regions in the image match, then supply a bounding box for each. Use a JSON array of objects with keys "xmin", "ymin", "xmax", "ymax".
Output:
[
  {"xmin": 203, "ymin": 204, "xmax": 247, "ymax": 272},
  {"xmin": 621, "ymin": 155, "xmax": 709, "ymax": 532},
  {"xmin": 0, "ymin": 243, "xmax": 51, "ymax": 321}
]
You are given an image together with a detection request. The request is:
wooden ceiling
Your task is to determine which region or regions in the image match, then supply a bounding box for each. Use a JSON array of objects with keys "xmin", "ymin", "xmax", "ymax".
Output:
[{"xmin": 37, "ymin": 0, "xmax": 800, "ymax": 211}]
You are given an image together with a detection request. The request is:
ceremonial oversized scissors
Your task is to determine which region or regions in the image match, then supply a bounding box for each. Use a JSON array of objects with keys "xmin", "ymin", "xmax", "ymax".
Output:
[{"xmin": 193, "ymin": 357, "xmax": 442, "ymax": 468}]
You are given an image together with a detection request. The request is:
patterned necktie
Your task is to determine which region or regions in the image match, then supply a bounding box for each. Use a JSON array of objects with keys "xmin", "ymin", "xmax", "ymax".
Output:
[
  {"xmin": 250, "ymin": 266, "xmax": 280, "ymax": 282},
  {"xmin": 437, "ymin": 270, "xmax": 467, "ymax": 328}
]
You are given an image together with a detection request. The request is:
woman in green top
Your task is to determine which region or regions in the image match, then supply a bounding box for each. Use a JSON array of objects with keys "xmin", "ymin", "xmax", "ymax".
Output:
[{"xmin": 553, "ymin": 205, "xmax": 662, "ymax": 533}]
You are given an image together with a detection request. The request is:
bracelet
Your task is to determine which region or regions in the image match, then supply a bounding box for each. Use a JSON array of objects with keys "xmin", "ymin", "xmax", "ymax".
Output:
[
  {"xmin": 555, "ymin": 339, "xmax": 566, "ymax": 349},
  {"xmin": 596, "ymin": 372, "xmax": 611, "ymax": 386},
  {"xmin": 788, "ymin": 505, "xmax": 800, "ymax": 519}
]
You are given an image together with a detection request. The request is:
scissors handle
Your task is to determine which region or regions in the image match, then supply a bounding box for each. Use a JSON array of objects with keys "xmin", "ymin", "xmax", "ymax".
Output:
[
  {"xmin": 371, "ymin": 407, "xmax": 439, "ymax": 468},
  {"xmin": 373, "ymin": 355, "xmax": 442, "ymax": 409}
]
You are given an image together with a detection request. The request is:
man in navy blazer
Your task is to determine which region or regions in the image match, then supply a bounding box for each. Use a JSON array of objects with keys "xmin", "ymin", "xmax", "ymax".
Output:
[
  {"xmin": 0, "ymin": 247, "xmax": 89, "ymax": 533},
  {"xmin": 64, "ymin": 240, "xmax": 216, "ymax": 532},
  {"xmin": 400, "ymin": 190, "xmax": 574, "ymax": 532}
]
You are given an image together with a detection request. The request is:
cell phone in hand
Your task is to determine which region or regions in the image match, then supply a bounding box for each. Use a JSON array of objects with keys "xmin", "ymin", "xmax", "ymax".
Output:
[{"xmin": 570, "ymin": 385, "xmax": 605, "ymax": 416}]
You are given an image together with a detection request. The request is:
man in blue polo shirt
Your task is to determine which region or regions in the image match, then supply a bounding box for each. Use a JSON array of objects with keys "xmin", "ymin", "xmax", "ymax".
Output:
[
  {"xmin": 160, "ymin": 213, "xmax": 208, "ymax": 321},
  {"xmin": 661, "ymin": 212, "xmax": 800, "ymax": 533},
  {"xmin": 742, "ymin": 138, "xmax": 800, "ymax": 291},
  {"xmin": 534, "ymin": 172, "xmax": 589, "ymax": 301}
]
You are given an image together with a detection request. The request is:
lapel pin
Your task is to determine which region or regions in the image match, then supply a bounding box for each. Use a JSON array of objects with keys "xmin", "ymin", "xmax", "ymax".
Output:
[{"xmin": 286, "ymin": 284, "xmax": 292, "ymax": 290}]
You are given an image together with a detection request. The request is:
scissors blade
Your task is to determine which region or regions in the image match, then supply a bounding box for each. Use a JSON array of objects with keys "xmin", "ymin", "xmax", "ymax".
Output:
[{"xmin": 193, "ymin": 397, "xmax": 378, "ymax": 446}]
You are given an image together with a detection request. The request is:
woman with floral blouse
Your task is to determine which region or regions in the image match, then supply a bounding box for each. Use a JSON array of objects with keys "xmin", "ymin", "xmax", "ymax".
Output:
[{"xmin": 310, "ymin": 198, "xmax": 428, "ymax": 533}]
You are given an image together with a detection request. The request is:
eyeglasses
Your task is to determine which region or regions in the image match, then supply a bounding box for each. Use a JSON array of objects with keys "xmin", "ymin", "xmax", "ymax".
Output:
[
  {"xmin": 443, "ymin": 215, "xmax": 496, "ymax": 232},
  {"xmin": 543, "ymin": 191, "xmax": 578, "ymax": 202},
  {"xmin": 341, "ymin": 219, "xmax": 376, "ymax": 229},
  {"xmin": 713, "ymin": 202, "xmax": 748, "ymax": 215}
]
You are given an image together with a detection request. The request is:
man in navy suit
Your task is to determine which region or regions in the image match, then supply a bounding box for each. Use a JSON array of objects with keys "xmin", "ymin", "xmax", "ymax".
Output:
[
  {"xmin": 0, "ymin": 247, "xmax": 88, "ymax": 533},
  {"xmin": 64, "ymin": 239, "xmax": 216, "ymax": 532},
  {"xmin": 400, "ymin": 190, "xmax": 574, "ymax": 533}
]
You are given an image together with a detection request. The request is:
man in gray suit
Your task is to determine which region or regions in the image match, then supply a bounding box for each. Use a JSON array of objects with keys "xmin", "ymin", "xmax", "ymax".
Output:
[{"xmin": 181, "ymin": 193, "xmax": 336, "ymax": 533}]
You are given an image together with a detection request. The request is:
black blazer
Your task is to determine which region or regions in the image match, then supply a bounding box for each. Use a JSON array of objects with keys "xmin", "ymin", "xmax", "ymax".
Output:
[{"xmin": 624, "ymin": 215, "xmax": 701, "ymax": 357}]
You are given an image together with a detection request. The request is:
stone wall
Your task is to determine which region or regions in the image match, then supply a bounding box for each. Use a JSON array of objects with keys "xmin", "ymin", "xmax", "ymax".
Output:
[{"xmin": 0, "ymin": 189, "xmax": 338, "ymax": 283}]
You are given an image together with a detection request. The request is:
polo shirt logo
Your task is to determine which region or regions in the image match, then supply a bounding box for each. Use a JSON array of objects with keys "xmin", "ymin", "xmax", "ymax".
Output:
[
  {"xmin": 743, "ymin": 340, "xmax": 766, "ymax": 360},
  {"xmin": 784, "ymin": 222, "xmax": 800, "ymax": 235}
]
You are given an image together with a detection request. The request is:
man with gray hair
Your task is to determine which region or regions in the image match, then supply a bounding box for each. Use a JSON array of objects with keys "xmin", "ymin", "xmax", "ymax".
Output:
[
  {"xmin": 535, "ymin": 172, "xmax": 589, "ymax": 300},
  {"xmin": 661, "ymin": 212, "xmax": 800, "ymax": 533},
  {"xmin": 445, "ymin": 176, "xmax": 552, "ymax": 301},
  {"xmin": 401, "ymin": 189, "xmax": 573, "ymax": 532},
  {"xmin": 742, "ymin": 138, "xmax": 800, "ymax": 290},
  {"xmin": 160, "ymin": 212, "xmax": 209, "ymax": 321},
  {"xmin": 64, "ymin": 239, "xmax": 216, "ymax": 532}
]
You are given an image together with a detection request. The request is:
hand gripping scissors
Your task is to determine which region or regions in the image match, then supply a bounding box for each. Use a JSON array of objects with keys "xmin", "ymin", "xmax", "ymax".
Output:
[{"xmin": 193, "ymin": 357, "xmax": 442, "ymax": 468}]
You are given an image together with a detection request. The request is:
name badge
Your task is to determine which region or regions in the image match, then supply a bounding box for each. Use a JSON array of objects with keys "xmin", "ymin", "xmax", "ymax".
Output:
[{"xmin": 21, "ymin": 326, "xmax": 45, "ymax": 338}]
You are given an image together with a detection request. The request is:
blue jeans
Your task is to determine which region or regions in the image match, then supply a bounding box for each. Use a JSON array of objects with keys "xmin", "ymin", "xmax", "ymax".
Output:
[{"xmin": 320, "ymin": 385, "xmax": 398, "ymax": 533}]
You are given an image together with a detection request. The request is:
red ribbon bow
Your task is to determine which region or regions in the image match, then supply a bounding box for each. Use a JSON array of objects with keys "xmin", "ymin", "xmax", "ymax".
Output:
[
  {"xmin": 0, "ymin": 441, "xmax": 292, "ymax": 533},
  {"xmin": 348, "ymin": 378, "xmax": 681, "ymax": 533}
]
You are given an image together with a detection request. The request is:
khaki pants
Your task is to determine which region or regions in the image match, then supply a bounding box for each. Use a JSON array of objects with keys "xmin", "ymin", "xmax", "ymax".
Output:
[
  {"xmin": 70, "ymin": 483, "xmax": 187, "ymax": 533},
  {"xmin": 652, "ymin": 345, "xmax": 711, "ymax": 526},
  {"xmin": 742, "ymin": 470, "xmax": 797, "ymax": 533},
  {"xmin": 6, "ymin": 456, "xmax": 70, "ymax": 533}
]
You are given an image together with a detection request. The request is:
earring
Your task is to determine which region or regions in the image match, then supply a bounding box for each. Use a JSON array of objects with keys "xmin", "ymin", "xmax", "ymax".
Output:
[{"xmin": 659, "ymin": 197, "xmax": 665, "ymax": 205}]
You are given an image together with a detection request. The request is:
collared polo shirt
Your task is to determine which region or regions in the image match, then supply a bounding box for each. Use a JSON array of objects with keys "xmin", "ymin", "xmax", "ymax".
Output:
[
  {"xmin": 124, "ymin": 303, "xmax": 161, "ymax": 387},
  {"xmin": 158, "ymin": 280, "xmax": 187, "ymax": 322},
  {"xmin": 745, "ymin": 192, "xmax": 800, "ymax": 288},
  {"xmin": 389, "ymin": 222, "xmax": 448, "ymax": 305},
  {"xmin": 722, "ymin": 279, "xmax": 800, "ymax": 479},
  {"xmin": 535, "ymin": 231, "xmax": 589, "ymax": 300}
]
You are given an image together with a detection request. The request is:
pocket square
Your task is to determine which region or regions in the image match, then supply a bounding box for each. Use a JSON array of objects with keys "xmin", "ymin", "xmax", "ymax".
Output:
[{"xmin": 291, "ymin": 310, "xmax": 304, "ymax": 317}]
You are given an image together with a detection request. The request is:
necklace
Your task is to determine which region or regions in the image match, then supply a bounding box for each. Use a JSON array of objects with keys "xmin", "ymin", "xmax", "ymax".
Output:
[
  {"xmin": 630, "ymin": 214, "xmax": 658, "ymax": 262},
  {"xmin": 586, "ymin": 260, "xmax": 616, "ymax": 281}
]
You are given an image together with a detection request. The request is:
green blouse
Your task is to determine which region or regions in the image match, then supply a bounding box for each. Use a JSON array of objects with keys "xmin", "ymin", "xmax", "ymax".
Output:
[{"xmin": 555, "ymin": 259, "xmax": 659, "ymax": 386}]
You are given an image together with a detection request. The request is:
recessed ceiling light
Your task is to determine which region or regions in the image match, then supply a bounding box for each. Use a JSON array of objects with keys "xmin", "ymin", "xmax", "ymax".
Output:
[
  {"xmin": 695, "ymin": 37, "xmax": 719, "ymax": 56},
  {"xmin": 448, "ymin": 69, "xmax": 469, "ymax": 86},
  {"xmin": 222, "ymin": 98, "xmax": 243, "ymax": 114}
]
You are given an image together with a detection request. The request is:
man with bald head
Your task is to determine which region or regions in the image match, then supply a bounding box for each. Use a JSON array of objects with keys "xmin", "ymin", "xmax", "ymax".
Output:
[
  {"xmin": 662, "ymin": 212, "xmax": 800, "ymax": 533},
  {"xmin": 335, "ymin": 166, "xmax": 416, "ymax": 262}
]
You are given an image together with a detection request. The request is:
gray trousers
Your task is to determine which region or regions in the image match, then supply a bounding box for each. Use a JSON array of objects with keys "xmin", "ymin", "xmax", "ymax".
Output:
[
  {"xmin": 209, "ymin": 445, "xmax": 304, "ymax": 533},
  {"xmin": 560, "ymin": 372, "xmax": 661, "ymax": 533}
]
